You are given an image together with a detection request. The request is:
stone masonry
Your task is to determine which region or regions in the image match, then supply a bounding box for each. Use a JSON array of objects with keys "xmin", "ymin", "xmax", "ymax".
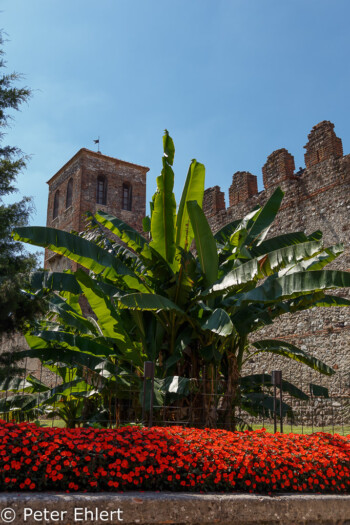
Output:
[
  {"xmin": 0, "ymin": 149, "xmax": 149, "ymax": 392},
  {"xmin": 203, "ymin": 121, "xmax": 350, "ymax": 418},
  {"xmin": 1, "ymin": 122, "xmax": 349, "ymax": 426},
  {"xmin": 45, "ymin": 148, "xmax": 149, "ymax": 272}
]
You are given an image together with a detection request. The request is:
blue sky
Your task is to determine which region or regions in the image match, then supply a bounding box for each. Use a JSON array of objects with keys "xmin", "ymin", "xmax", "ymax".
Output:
[{"xmin": 2, "ymin": 0, "xmax": 350, "ymax": 245}]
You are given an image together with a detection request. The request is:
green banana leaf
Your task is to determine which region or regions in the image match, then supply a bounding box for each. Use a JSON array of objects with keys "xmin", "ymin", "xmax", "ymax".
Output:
[
  {"xmin": 46, "ymin": 294, "xmax": 97, "ymax": 334},
  {"xmin": 232, "ymin": 293, "xmax": 350, "ymax": 336},
  {"xmin": 118, "ymin": 292, "xmax": 185, "ymax": 314},
  {"xmin": 25, "ymin": 331, "xmax": 115, "ymax": 358},
  {"xmin": 214, "ymin": 219, "xmax": 242, "ymax": 244},
  {"xmin": 30, "ymin": 270, "xmax": 82, "ymax": 295},
  {"xmin": 203, "ymin": 258, "xmax": 260, "ymax": 298},
  {"xmin": 187, "ymin": 200, "xmax": 218, "ymax": 287},
  {"xmin": 75, "ymin": 269, "xmax": 136, "ymax": 350},
  {"xmin": 150, "ymin": 133, "xmax": 177, "ymax": 265},
  {"xmin": 250, "ymin": 232, "xmax": 311, "ymax": 257},
  {"xmin": 278, "ymin": 244, "xmax": 343, "ymax": 274},
  {"xmin": 215, "ymin": 241, "xmax": 325, "ymax": 296},
  {"xmin": 252, "ymin": 339, "xmax": 335, "ymax": 375},
  {"xmin": 176, "ymin": 159, "xmax": 205, "ymax": 251},
  {"xmin": 12, "ymin": 226, "xmax": 147, "ymax": 291},
  {"xmin": 257, "ymin": 240, "xmax": 325, "ymax": 276},
  {"xmin": 201, "ymin": 308, "xmax": 234, "ymax": 337},
  {"xmin": 237, "ymin": 270, "xmax": 350, "ymax": 304},
  {"xmin": 163, "ymin": 129, "xmax": 175, "ymax": 165},
  {"xmin": 245, "ymin": 187, "xmax": 284, "ymax": 246},
  {"xmin": 0, "ymin": 393, "xmax": 41, "ymax": 413},
  {"xmin": 94, "ymin": 210, "xmax": 148, "ymax": 254},
  {"xmin": 0, "ymin": 376, "xmax": 34, "ymax": 393}
]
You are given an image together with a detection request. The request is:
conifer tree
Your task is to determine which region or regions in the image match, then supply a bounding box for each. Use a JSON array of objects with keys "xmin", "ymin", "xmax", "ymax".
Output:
[{"xmin": 0, "ymin": 31, "xmax": 42, "ymax": 335}]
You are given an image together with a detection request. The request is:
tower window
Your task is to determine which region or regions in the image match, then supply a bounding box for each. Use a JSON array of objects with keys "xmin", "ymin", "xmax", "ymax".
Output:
[
  {"xmin": 66, "ymin": 178, "xmax": 73, "ymax": 208},
  {"xmin": 97, "ymin": 175, "xmax": 107, "ymax": 205},
  {"xmin": 122, "ymin": 183, "xmax": 132, "ymax": 211},
  {"xmin": 53, "ymin": 190, "xmax": 60, "ymax": 219}
]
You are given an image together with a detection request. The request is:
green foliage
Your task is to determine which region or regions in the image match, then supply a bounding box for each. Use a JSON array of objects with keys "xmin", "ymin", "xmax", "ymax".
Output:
[
  {"xmin": 8, "ymin": 131, "xmax": 350, "ymax": 429},
  {"xmin": 0, "ymin": 31, "xmax": 42, "ymax": 334}
]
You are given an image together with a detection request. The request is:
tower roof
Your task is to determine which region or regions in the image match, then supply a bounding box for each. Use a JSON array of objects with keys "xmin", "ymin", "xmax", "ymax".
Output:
[{"xmin": 46, "ymin": 148, "xmax": 149, "ymax": 185}]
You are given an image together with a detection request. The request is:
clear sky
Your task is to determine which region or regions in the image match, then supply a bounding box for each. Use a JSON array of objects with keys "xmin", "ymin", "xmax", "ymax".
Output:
[{"xmin": 2, "ymin": 0, "xmax": 350, "ymax": 244}]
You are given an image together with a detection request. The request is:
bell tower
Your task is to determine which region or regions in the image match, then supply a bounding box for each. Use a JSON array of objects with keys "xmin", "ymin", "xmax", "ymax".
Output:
[{"xmin": 45, "ymin": 148, "xmax": 149, "ymax": 272}]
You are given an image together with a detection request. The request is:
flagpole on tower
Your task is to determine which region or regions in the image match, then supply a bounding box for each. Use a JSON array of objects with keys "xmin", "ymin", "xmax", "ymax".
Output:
[{"xmin": 93, "ymin": 136, "xmax": 100, "ymax": 153}]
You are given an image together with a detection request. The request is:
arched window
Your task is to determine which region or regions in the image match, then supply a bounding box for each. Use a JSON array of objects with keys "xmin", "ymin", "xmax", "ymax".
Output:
[
  {"xmin": 66, "ymin": 178, "xmax": 73, "ymax": 208},
  {"xmin": 53, "ymin": 190, "xmax": 60, "ymax": 219},
  {"xmin": 97, "ymin": 175, "xmax": 107, "ymax": 205},
  {"xmin": 122, "ymin": 182, "xmax": 132, "ymax": 211}
]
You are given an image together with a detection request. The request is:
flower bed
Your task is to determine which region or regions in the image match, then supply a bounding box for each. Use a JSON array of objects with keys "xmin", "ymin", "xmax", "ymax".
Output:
[{"xmin": 0, "ymin": 421, "xmax": 349, "ymax": 493}]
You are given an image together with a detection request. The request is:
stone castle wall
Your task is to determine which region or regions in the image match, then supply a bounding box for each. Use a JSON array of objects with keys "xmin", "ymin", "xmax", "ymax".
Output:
[
  {"xmin": 1, "ymin": 122, "xmax": 349, "ymax": 425},
  {"xmin": 203, "ymin": 121, "xmax": 350, "ymax": 406}
]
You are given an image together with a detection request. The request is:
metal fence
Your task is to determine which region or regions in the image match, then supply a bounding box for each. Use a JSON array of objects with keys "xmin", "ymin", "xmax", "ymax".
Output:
[{"xmin": 0, "ymin": 358, "xmax": 349, "ymax": 434}]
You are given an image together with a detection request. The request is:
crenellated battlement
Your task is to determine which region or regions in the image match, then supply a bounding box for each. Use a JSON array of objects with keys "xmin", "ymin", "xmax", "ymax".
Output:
[
  {"xmin": 229, "ymin": 171, "xmax": 258, "ymax": 206},
  {"xmin": 202, "ymin": 120, "xmax": 350, "ymax": 395},
  {"xmin": 304, "ymin": 120, "xmax": 343, "ymax": 168},
  {"xmin": 263, "ymin": 148, "xmax": 295, "ymax": 189},
  {"xmin": 203, "ymin": 121, "xmax": 347, "ymax": 225},
  {"xmin": 203, "ymin": 185, "xmax": 226, "ymax": 217}
]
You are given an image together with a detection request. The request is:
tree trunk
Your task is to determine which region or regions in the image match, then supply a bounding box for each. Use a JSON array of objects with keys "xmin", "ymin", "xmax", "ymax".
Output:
[{"xmin": 222, "ymin": 353, "xmax": 240, "ymax": 431}]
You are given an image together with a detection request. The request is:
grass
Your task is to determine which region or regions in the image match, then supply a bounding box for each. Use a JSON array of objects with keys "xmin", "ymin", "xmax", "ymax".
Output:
[
  {"xmin": 36, "ymin": 419, "xmax": 349, "ymax": 435},
  {"xmin": 251, "ymin": 423, "xmax": 350, "ymax": 435}
]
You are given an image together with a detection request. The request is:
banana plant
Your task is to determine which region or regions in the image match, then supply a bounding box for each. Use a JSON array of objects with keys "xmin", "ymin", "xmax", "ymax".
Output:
[{"xmin": 10, "ymin": 131, "xmax": 350, "ymax": 430}]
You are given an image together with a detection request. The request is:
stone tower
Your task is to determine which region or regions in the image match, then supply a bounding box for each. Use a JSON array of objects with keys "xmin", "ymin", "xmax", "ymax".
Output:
[{"xmin": 45, "ymin": 148, "xmax": 149, "ymax": 272}]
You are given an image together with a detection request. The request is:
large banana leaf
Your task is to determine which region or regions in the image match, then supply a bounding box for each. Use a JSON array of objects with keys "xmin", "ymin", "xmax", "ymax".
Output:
[
  {"xmin": 237, "ymin": 270, "xmax": 350, "ymax": 304},
  {"xmin": 30, "ymin": 270, "xmax": 82, "ymax": 295},
  {"xmin": 118, "ymin": 292, "xmax": 185, "ymax": 314},
  {"xmin": 0, "ymin": 393, "xmax": 42, "ymax": 413},
  {"xmin": 216, "ymin": 240, "xmax": 324, "ymax": 292},
  {"xmin": 176, "ymin": 159, "xmax": 205, "ymax": 250},
  {"xmin": 245, "ymin": 187, "xmax": 284, "ymax": 246},
  {"xmin": 187, "ymin": 200, "xmax": 218, "ymax": 287},
  {"xmin": 250, "ymin": 230, "xmax": 322, "ymax": 258},
  {"xmin": 163, "ymin": 129, "xmax": 175, "ymax": 165},
  {"xmin": 94, "ymin": 210, "xmax": 148, "ymax": 254},
  {"xmin": 278, "ymin": 244, "xmax": 343, "ymax": 275},
  {"xmin": 75, "ymin": 269, "xmax": 134, "ymax": 346},
  {"xmin": 16, "ymin": 344, "xmax": 112, "ymax": 378},
  {"xmin": 232, "ymin": 293, "xmax": 350, "ymax": 336},
  {"xmin": 203, "ymin": 258, "xmax": 260, "ymax": 298},
  {"xmin": 250, "ymin": 232, "xmax": 311, "ymax": 257},
  {"xmin": 214, "ymin": 218, "xmax": 242, "ymax": 244},
  {"xmin": 12, "ymin": 226, "xmax": 147, "ymax": 291},
  {"xmin": 0, "ymin": 376, "xmax": 34, "ymax": 393},
  {"xmin": 42, "ymin": 378, "xmax": 94, "ymax": 401},
  {"xmin": 201, "ymin": 308, "xmax": 234, "ymax": 337},
  {"xmin": 25, "ymin": 331, "xmax": 115, "ymax": 358},
  {"xmin": 46, "ymin": 294, "xmax": 97, "ymax": 335},
  {"xmin": 150, "ymin": 133, "xmax": 177, "ymax": 265},
  {"xmin": 252, "ymin": 339, "xmax": 335, "ymax": 375},
  {"xmin": 257, "ymin": 240, "xmax": 324, "ymax": 276}
]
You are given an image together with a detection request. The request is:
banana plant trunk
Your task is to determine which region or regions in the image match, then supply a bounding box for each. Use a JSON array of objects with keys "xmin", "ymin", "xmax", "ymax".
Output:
[
  {"xmin": 222, "ymin": 352, "xmax": 240, "ymax": 431},
  {"xmin": 203, "ymin": 364, "xmax": 219, "ymax": 428}
]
